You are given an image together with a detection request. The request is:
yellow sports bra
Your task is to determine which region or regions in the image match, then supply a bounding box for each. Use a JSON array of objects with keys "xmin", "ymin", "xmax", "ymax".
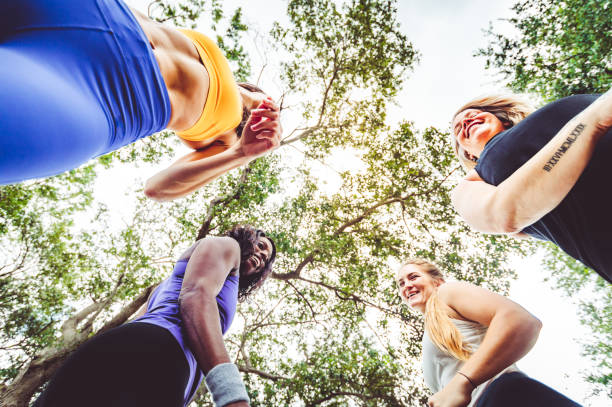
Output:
[{"xmin": 177, "ymin": 29, "xmax": 242, "ymax": 142}]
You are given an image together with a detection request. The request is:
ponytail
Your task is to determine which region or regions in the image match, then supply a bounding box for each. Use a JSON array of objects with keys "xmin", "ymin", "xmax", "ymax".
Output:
[
  {"xmin": 402, "ymin": 258, "xmax": 472, "ymax": 361},
  {"xmin": 424, "ymin": 288, "xmax": 471, "ymax": 361}
]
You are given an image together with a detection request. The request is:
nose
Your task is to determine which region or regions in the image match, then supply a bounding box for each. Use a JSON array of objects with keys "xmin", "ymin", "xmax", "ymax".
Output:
[
  {"xmin": 401, "ymin": 281, "xmax": 413, "ymax": 295},
  {"xmin": 461, "ymin": 117, "xmax": 473, "ymax": 131}
]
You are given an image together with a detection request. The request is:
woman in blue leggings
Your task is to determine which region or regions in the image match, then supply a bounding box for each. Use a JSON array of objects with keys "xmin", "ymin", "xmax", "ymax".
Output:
[{"xmin": 0, "ymin": 0, "xmax": 282, "ymax": 200}]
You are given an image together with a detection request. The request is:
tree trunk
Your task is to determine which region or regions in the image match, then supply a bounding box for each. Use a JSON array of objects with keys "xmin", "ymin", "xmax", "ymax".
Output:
[{"xmin": 0, "ymin": 286, "xmax": 153, "ymax": 407}]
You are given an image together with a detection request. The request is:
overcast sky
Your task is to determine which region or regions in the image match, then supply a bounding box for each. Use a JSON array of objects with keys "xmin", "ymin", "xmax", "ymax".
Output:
[{"xmin": 117, "ymin": 1, "xmax": 607, "ymax": 404}]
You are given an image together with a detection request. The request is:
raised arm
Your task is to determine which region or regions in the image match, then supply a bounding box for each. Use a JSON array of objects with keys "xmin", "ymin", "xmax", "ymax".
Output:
[
  {"xmin": 428, "ymin": 282, "xmax": 542, "ymax": 407},
  {"xmin": 179, "ymin": 237, "xmax": 249, "ymax": 407},
  {"xmin": 144, "ymin": 99, "xmax": 281, "ymax": 201},
  {"xmin": 452, "ymin": 89, "xmax": 612, "ymax": 234}
]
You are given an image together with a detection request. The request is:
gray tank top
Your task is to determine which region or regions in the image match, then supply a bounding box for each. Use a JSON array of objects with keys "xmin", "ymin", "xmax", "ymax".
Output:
[{"xmin": 422, "ymin": 318, "xmax": 520, "ymax": 406}]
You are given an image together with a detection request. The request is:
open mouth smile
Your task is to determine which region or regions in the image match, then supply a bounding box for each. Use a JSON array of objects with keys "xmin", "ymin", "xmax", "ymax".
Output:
[
  {"xmin": 466, "ymin": 120, "xmax": 482, "ymax": 139},
  {"xmin": 249, "ymin": 256, "xmax": 260, "ymax": 269}
]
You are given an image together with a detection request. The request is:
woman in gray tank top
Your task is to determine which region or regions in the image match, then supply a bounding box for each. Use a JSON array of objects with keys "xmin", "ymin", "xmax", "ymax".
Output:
[{"xmin": 396, "ymin": 259, "xmax": 581, "ymax": 407}]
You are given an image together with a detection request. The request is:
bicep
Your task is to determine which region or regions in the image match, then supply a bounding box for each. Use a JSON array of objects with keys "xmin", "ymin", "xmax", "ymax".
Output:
[{"xmin": 439, "ymin": 282, "xmax": 527, "ymax": 327}]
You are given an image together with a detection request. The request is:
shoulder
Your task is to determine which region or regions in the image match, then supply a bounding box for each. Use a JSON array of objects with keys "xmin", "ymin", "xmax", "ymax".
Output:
[
  {"xmin": 523, "ymin": 94, "xmax": 599, "ymax": 127},
  {"xmin": 195, "ymin": 236, "xmax": 240, "ymax": 259},
  {"xmin": 437, "ymin": 281, "xmax": 477, "ymax": 302},
  {"xmin": 179, "ymin": 236, "xmax": 240, "ymax": 263}
]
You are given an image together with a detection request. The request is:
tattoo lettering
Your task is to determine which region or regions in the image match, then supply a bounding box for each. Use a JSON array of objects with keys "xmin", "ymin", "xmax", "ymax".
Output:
[{"xmin": 543, "ymin": 123, "xmax": 586, "ymax": 172}]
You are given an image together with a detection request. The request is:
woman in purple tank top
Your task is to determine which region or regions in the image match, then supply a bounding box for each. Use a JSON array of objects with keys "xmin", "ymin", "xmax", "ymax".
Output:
[{"xmin": 34, "ymin": 225, "xmax": 276, "ymax": 407}]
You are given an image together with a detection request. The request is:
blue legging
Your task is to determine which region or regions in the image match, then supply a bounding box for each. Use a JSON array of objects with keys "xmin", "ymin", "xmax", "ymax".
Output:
[
  {"xmin": 476, "ymin": 372, "xmax": 582, "ymax": 407},
  {"xmin": 0, "ymin": 0, "xmax": 171, "ymax": 185}
]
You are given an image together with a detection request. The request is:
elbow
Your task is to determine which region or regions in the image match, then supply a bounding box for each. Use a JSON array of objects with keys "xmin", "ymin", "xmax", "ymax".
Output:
[
  {"xmin": 179, "ymin": 288, "xmax": 217, "ymax": 320},
  {"xmin": 492, "ymin": 199, "xmax": 523, "ymax": 234},
  {"xmin": 497, "ymin": 215, "xmax": 522, "ymax": 234},
  {"xmin": 502, "ymin": 309, "xmax": 542, "ymax": 343},
  {"xmin": 144, "ymin": 181, "xmax": 174, "ymax": 202},
  {"xmin": 452, "ymin": 186, "xmax": 522, "ymax": 234},
  {"xmin": 143, "ymin": 185, "xmax": 162, "ymax": 201},
  {"xmin": 522, "ymin": 315, "xmax": 543, "ymax": 346},
  {"xmin": 528, "ymin": 315, "xmax": 543, "ymax": 337}
]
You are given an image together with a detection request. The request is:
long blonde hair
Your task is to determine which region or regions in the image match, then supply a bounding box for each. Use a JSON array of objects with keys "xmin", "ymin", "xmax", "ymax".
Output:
[
  {"xmin": 402, "ymin": 258, "xmax": 472, "ymax": 361},
  {"xmin": 451, "ymin": 94, "xmax": 535, "ymax": 170}
]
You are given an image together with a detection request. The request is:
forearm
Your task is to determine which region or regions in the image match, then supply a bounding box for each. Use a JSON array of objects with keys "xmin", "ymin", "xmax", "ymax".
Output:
[
  {"xmin": 180, "ymin": 293, "xmax": 230, "ymax": 374},
  {"xmin": 458, "ymin": 310, "xmax": 541, "ymax": 385},
  {"xmin": 145, "ymin": 146, "xmax": 250, "ymax": 201},
  {"xmin": 493, "ymin": 105, "xmax": 607, "ymax": 231}
]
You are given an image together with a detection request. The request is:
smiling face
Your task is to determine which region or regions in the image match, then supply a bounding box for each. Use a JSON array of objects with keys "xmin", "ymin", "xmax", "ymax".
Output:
[
  {"xmin": 452, "ymin": 109, "xmax": 507, "ymax": 160},
  {"xmin": 396, "ymin": 264, "xmax": 444, "ymax": 313},
  {"xmin": 243, "ymin": 236, "xmax": 274, "ymax": 276}
]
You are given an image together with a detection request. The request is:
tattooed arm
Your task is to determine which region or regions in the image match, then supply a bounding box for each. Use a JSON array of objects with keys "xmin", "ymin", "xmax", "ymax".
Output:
[{"xmin": 453, "ymin": 89, "xmax": 612, "ymax": 234}]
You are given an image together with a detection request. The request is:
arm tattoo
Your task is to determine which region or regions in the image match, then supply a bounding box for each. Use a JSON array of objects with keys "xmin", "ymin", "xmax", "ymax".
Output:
[{"xmin": 543, "ymin": 123, "xmax": 586, "ymax": 172}]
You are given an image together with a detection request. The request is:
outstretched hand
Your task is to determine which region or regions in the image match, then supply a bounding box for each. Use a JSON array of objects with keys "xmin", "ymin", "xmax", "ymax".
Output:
[{"xmin": 238, "ymin": 97, "xmax": 282, "ymax": 160}]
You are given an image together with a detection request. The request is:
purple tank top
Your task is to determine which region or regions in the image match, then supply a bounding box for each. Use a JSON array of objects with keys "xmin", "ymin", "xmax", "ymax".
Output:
[{"xmin": 132, "ymin": 259, "xmax": 239, "ymax": 406}]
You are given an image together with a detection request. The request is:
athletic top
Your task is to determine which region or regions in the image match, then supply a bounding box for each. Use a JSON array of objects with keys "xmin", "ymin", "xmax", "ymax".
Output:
[
  {"xmin": 133, "ymin": 259, "xmax": 239, "ymax": 407},
  {"xmin": 474, "ymin": 94, "xmax": 612, "ymax": 283},
  {"xmin": 176, "ymin": 29, "xmax": 243, "ymax": 142},
  {"xmin": 422, "ymin": 319, "xmax": 520, "ymax": 407}
]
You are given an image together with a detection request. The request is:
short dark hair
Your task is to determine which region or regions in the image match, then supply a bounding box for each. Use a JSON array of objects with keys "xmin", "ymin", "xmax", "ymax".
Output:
[
  {"xmin": 225, "ymin": 224, "xmax": 276, "ymax": 301},
  {"xmin": 235, "ymin": 83, "xmax": 266, "ymax": 139}
]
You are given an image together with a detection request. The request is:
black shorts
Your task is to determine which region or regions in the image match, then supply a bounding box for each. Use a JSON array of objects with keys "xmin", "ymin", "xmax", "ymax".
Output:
[
  {"xmin": 34, "ymin": 322, "xmax": 189, "ymax": 407},
  {"xmin": 476, "ymin": 372, "xmax": 582, "ymax": 407}
]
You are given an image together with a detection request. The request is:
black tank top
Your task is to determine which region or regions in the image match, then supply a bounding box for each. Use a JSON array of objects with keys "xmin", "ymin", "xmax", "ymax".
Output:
[{"xmin": 475, "ymin": 94, "xmax": 612, "ymax": 283}]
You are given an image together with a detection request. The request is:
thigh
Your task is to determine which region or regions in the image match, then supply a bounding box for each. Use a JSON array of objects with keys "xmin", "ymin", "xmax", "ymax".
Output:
[
  {"xmin": 34, "ymin": 323, "xmax": 189, "ymax": 407},
  {"xmin": 476, "ymin": 372, "xmax": 582, "ymax": 407},
  {"xmin": 0, "ymin": 44, "xmax": 111, "ymax": 184}
]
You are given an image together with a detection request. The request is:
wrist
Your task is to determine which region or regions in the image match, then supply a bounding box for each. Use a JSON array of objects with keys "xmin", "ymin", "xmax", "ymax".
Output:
[
  {"xmin": 228, "ymin": 143, "xmax": 251, "ymax": 164},
  {"xmin": 454, "ymin": 371, "xmax": 477, "ymax": 394},
  {"xmin": 205, "ymin": 363, "xmax": 249, "ymax": 406}
]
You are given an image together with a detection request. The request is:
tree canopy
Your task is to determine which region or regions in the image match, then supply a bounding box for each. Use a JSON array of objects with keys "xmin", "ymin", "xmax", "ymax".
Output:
[
  {"xmin": 0, "ymin": 0, "xmax": 572, "ymax": 406},
  {"xmin": 477, "ymin": 0, "xmax": 611, "ymax": 101}
]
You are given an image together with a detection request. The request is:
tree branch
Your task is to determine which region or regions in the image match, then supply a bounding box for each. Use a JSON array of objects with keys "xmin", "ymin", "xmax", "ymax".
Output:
[
  {"xmin": 308, "ymin": 390, "xmax": 376, "ymax": 406},
  {"xmin": 237, "ymin": 365, "xmax": 290, "ymax": 382},
  {"xmin": 197, "ymin": 166, "xmax": 251, "ymax": 240}
]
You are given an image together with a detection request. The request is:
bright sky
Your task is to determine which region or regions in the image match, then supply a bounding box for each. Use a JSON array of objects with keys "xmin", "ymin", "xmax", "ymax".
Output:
[{"xmin": 116, "ymin": 1, "xmax": 606, "ymax": 405}]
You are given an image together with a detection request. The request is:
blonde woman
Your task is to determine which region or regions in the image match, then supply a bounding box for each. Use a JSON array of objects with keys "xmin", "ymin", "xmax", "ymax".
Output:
[
  {"xmin": 397, "ymin": 259, "xmax": 580, "ymax": 407},
  {"xmin": 450, "ymin": 89, "xmax": 612, "ymax": 283}
]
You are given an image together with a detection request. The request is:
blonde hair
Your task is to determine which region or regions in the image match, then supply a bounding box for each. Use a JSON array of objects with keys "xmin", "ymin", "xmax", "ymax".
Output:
[
  {"xmin": 402, "ymin": 258, "xmax": 472, "ymax": 361},
  {"xmin": 451, "ymin": 94, "xmax": 535, "ymax": 170}
]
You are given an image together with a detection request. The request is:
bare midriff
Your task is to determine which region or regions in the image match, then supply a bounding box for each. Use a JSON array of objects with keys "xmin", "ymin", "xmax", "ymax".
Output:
[{"xmin": 129, "ymin": 8, "xmax": 209, "ymax": 133}]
